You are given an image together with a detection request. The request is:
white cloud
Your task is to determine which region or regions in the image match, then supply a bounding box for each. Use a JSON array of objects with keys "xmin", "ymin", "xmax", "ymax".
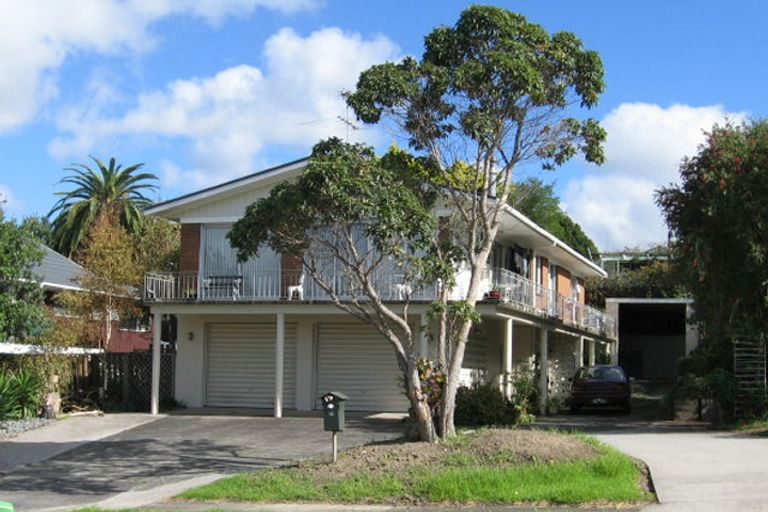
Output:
[
  {"xmin": 0, "ymin": 185, "xmax": 22, "ymax": 214},
  {"xmin": 562, "ymin": 102, "xmax": 747, "ymax": 250},
  {"xmin": 50, "ymin": 27, "xmax": 400, "ymax": 189},
  {"xmin": 0, "ymin": 0, "xmax": 320, "ymax": 133}
]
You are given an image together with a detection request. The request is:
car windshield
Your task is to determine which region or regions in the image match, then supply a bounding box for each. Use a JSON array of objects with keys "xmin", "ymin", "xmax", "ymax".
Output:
[{"xmin": 584, "ymin": 366, "xmax": 625, "ymax": 381}]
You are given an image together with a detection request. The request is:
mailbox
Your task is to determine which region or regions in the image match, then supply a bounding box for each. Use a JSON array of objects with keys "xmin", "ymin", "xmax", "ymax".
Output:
[{"xmin": 320, "ymin": 391, "xmax": 348, "ymax": 432}]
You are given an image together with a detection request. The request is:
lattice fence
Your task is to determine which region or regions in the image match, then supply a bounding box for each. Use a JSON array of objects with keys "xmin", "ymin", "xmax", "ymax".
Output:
[
  {"xmin": 733, "ymin": 339, "xmax": 767, "ymax": 419},
  {"xmin": 85, "ymin": 352, "xmax": 176, "ymax": 410}
]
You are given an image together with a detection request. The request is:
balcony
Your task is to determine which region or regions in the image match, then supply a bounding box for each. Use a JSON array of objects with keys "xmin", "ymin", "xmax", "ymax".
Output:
[{"xmin": 144, "ymin": 267, "xmax": 615, "ymax": 339}]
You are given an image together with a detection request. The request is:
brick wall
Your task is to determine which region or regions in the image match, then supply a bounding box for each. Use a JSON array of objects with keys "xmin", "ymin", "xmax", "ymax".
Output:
[
  {"xmin": 555, "ymin": 266, "xmax": 572, "ymax": 295},
  {"xmin": 179, "ymin": 224, "xmax": 201, "ymax": 272}
]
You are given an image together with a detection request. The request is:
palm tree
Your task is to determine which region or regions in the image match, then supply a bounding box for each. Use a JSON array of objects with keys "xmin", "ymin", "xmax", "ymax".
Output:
[{"xmin": 49, "ymin": 156, "xmax": 158, "ymax": 258}]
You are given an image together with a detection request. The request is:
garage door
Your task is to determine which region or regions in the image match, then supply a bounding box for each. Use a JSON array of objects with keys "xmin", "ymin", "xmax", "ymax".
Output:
[
  {"xmin": 205, "ymin": 323, "xmax": 296, "ymax": 408},
  {"xmin": 316, "ymin": 323, "xmax": 408, "ymax": 412}
]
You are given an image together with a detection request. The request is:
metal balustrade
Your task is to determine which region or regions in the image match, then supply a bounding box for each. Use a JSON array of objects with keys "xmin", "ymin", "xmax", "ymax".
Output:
[{"xmin": 144, "ymin": 266, "xmax": 616, "ymax": 338}]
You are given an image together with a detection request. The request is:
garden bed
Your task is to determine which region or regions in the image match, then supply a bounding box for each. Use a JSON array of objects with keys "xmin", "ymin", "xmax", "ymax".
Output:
[{"xmin": 179, "ymin": 428, "xmax": 655, "ymax": 507}]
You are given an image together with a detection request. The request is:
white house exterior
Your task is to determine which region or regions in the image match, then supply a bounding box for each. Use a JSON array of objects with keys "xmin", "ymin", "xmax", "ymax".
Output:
[{"xmin": 143, "ymin": 158, "xmax": 617, "ymax": 415}]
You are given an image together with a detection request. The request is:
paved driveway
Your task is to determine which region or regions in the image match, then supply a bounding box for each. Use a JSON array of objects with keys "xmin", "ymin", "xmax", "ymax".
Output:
[{"xmin": 0, "ymin": 412, "xmax": 404, "ymax": 511}]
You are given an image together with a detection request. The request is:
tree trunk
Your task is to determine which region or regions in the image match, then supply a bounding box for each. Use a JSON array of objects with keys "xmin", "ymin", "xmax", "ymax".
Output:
[{"xmin": 402, "ymin": 356, "xmax": 437, "ymax": 442}]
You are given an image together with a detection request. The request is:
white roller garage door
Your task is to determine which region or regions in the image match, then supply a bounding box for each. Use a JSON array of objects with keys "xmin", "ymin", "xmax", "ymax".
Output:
[
  {"xmin": 316, "ymin": 323, "xmax": 408, "ymax": 412},
  {"xmin": 205, "ymin": 323, "xmax": 296, "ymax": 408}
]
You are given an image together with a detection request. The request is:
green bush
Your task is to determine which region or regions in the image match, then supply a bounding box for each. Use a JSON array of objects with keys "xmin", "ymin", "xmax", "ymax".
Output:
[
  {"xmin": 12, "ymin": 370, "xmax": 43, "ymax": 418},
  {"xmin": 0, "ymin": 370, "xmax": 44, "ymax": 420},
  {"xmin": 0, "ymin": 372, "xmax": 21, "ymax": 420},
  {"xmin": 455, "ymin": 383, "xmax": 515, "ymax": 427},
  {"xmin": 509, "ymin": 365, "xmax": 538, "ymax": 422}
]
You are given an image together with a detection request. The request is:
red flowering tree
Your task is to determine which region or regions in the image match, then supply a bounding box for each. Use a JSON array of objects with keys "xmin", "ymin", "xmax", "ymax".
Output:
[
  {"xmin": 657, "ymin": 122, "xmax": 768, "ymax": 420},
  {"xmin": 657, "ymin": 121, "xmax": 768, "ymax": 344}
]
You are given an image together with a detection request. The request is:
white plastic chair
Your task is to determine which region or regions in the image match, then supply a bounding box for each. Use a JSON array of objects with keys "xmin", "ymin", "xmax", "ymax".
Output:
[{"xmin": 287, "ymin": 274, "xmax": 305, "ymax": 300}]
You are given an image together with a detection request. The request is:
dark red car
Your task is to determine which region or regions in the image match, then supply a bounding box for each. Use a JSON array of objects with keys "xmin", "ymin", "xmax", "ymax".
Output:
[{"xmin": 568, "ymin": 365, "xmax": 631, "ymax": 413}]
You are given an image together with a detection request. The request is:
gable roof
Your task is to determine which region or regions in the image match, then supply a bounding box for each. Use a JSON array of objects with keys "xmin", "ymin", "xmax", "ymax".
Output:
[
  {"xmin": 32, "ymin": 245, "xmax": 85, "ymax": 292},
  {"xmin": 146, "ymin": 157, "xmax": 309, "ymax": 219}
]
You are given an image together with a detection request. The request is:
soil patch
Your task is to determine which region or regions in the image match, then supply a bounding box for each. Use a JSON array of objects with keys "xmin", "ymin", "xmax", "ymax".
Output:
[{"xmin": 298, "ymin": 428, "xmax": 599, "ymax": 483}]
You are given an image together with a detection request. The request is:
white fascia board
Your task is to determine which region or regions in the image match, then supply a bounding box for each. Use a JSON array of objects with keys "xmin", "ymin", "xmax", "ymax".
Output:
[
  {"xmin": 178, "ymin": 216, "xmax": 241, "ymax": 224},
  {"xmin": 41, "ymin": 282, "xmax": 85, "ymax": 292},
  {"xmin": 146, "ymin": 158, "xmax": 309, "ymax": 218},
  {"xmin": 605, "ymin": 297, "xmax": 693, "ymax": 305},
  {"xmin": 502, "ymin": 205, "xmax": 607, "ymax": 278}
]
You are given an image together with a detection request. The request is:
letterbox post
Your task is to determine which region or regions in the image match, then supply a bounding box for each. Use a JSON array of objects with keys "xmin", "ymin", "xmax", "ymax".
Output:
[{"xmin": 319, "ymin": 391, "xmax": 348, "ymax": 463}]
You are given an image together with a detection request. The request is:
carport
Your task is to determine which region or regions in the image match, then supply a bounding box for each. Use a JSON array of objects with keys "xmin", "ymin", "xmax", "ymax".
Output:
[{"xmin": 606, "ymin": 298, "xmax": 698, "ymax": 379}]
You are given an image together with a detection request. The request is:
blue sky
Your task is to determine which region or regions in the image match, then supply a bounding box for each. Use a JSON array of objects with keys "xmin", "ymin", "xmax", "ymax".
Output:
[{"xmin": 0, "ymin": 1, "xmax": 764, "ymax": 250}]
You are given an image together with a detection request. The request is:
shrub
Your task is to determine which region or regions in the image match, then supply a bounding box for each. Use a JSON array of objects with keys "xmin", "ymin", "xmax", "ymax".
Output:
[
  {"xmin": 0, "ymin": 370, "xmax": 44, "ymax": 420},
  {"xmin": 11, "ymin": 370, "xmax": 44, "ymax": 418},
  {"xmin": 509, "ymin": 365, "xmax": 537, "ymax": 423},
  {"xmin": 0, "ymin": 372, "xmax": 21, "ymax": 420},
  {"xmin": 455, "ymin": 383, "xmax": 515, "ymax": 427}
]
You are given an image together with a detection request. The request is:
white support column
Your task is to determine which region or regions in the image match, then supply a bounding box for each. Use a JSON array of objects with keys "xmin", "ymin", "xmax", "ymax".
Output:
[
  {"xmin": 577, "ymin": 336, "xmax": 585, "ymax": 368},
  {"xmin": 502, "ymin": 318, "xmax": 514, "ymax": 398},
  {"xmin": 588, "ymin": 339, "xmax": 596, "ymax": 366},
  {"xmin": 538, "ymin": 327, "xmax": 549, "ymax": 415},
  {"xmin": 275, "ymin": 312, "xmax": 285, "ymax": 418},
  {"xmin": 608, "ymin": 341, "xmax": 619, "ymax": 365},
  {"xmin": 150, "ymin": 313, "xmax": 162, "ymax": 415},
  {"xmin": 419, "ymin": 312, "xmax": 429, "ymax": 359}
]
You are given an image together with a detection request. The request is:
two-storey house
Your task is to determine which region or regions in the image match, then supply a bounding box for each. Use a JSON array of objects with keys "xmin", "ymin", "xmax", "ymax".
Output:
[{"xmin": 143, "ymin": 158, "xmax": 616, "ymax": 415}]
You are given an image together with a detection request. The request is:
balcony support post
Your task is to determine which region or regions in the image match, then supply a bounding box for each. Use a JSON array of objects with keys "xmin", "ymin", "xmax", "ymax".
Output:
[
  {"xmin": 537, "ymin": 327, "xmax": 549, "ymax": 415},
  {"xmin": 577, "ymin": 336, "xmax": 585, "ymax": 368},
  {"xmin": 588, "ymin": 339, "xmax": 596, "ymax": 366},
  {"xmin": 150, "ymin": 311, "xmax": 162, "ymax": 415},
  {"xmin": 275, "ymin": 312, "xmax": 284, "ymax": 418},
  {"xmin": 502, "ymin": 318, "xmax": 514, "ymax": 399}
]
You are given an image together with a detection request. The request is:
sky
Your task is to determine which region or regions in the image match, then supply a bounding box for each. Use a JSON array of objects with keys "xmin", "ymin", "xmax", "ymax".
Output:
[{"xmin": 0, "ymin": 0, "xmax": 765, "ymax": 251}]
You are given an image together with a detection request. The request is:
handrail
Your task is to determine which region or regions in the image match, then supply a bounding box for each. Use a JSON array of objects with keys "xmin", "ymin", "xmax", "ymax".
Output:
[{"xmin": 144, "ymin": 267, "xmax": 616, "ymax": 338}]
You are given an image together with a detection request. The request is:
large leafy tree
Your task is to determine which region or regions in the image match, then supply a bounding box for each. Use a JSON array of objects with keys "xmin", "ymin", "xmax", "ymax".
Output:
[
  {"xmin": 657, "ymin": 120, "xmax": 768, "ymax": 352},
  {"xmin": 0, "ymin": 210, "xmax": 45, "ymax": 342},
  {"xmin": 510, "ymin": 178, "xmax": 600, "ymax": 259},
  {"xmin": 49, "ymin": 156, "xmax": 157, "ymax": 258},
  {"xmin": 232, "ymin": 5, "xmax": 605, "ymax": 441}
]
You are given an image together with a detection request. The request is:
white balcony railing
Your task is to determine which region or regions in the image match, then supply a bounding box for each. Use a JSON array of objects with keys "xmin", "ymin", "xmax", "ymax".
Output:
[{"xmin": 144, "ymin": 267, "xmax": 616, "ymax": 338}]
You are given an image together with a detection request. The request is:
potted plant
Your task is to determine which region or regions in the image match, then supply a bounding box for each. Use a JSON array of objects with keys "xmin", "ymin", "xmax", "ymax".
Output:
[{"xmin": 486, "ymin": 287, "xmax": 503, "ymax": 300}]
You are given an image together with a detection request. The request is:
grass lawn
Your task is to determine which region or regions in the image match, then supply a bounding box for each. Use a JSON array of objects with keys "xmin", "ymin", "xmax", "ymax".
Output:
[{"xmin": 178, "ymin": 428, "xmax": 654, "ymax": 506}]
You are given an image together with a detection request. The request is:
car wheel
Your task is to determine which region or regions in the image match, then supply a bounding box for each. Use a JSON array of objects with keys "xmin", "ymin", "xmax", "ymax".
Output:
[
  {"xmin": 622, "ymin": 401, "xmax": 632, "ymax": 414},
  {"xmin": 570, "ymin": 405, "xmax": 581, "ymax": 414}
]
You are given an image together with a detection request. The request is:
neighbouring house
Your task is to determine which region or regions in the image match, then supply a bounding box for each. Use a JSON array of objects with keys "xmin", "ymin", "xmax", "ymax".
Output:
[
  {"xmin": 599, "ymin": 249, "xmax": 698, "ymax": 380},
  {"xmin": 142, "ymin": 158, "xmax": 617, "ymax": 415},
  {"xmin": 39, "ymin": 244, "xmax": 153, "ymax": 354}
]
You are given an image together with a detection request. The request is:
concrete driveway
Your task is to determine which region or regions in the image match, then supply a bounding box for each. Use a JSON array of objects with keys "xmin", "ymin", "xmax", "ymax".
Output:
[
  {"xmin": 597, "ymin": 427, "xmax": 768, "ymax": 512},
  {"xmin": 0, "ymin": 411, "xmax": 404, "ymax": 511}
]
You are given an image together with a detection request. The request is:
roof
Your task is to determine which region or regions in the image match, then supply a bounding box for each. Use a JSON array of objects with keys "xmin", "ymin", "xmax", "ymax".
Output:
[
  {"xmin": 32, "ymin": 245, "xmax": 85, "ymax": 292},
  {"xmin": 146, "ymin": 157, "xmax": 310, "ymax": 218},
  {"xmin": 502, "ymin": 205, "xmax": 607, "ymax": 278}
]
